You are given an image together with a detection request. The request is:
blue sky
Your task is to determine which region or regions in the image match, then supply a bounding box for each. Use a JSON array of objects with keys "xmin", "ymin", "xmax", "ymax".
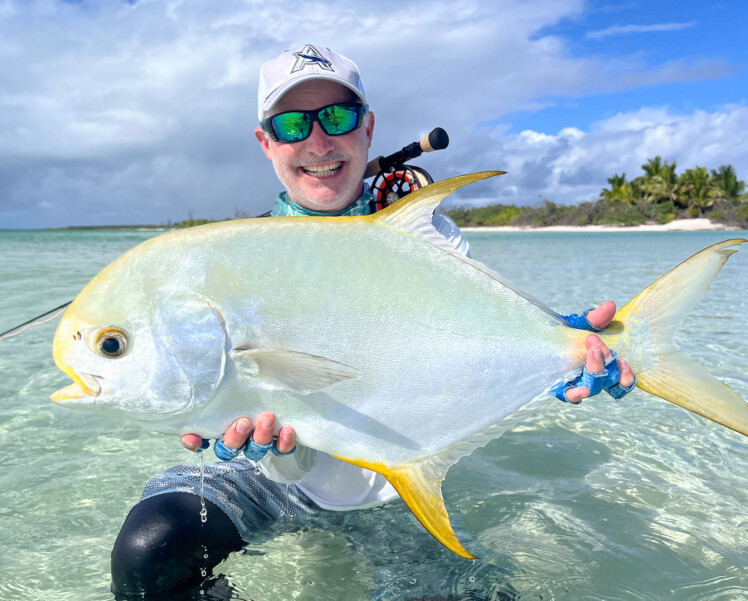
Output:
[
  {"xmin": 1, "ymin": 0, "xmax": 747, "ymax": 228},
  {"xmin": 507, "ymin": 1, "xmax": 747, "ymax": 133}
]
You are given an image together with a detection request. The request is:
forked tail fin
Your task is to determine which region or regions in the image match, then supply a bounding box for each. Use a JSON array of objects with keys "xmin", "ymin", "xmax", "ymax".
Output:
[{"xmin": 615, "ymin": 238, "xmax": 748, "ymax": 437}]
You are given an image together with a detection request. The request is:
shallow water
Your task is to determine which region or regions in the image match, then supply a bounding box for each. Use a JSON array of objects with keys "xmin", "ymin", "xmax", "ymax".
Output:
[{"xmin": 0, "ymin": 229, "xmax": 746, "ymax": 600}]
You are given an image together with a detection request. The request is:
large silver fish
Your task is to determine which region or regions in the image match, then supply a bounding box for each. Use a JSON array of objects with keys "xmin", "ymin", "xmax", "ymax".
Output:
[{"xmin": 51, "ymin": 172, "xmax": 748, "ymax": 558}]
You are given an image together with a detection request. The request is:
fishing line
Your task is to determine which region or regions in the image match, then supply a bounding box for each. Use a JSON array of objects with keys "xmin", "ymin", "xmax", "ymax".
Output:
[{"xmin": 0, "ymin": 301, "xmax": 71, "ymax": 340}]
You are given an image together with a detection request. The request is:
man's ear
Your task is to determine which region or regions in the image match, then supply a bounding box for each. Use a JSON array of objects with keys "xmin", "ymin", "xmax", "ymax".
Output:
[
  {"xmin": 364, "ymin": 111, "xmax": 375, "ymax": 149},
  {"xmin": 255, "ymin": 127, "xmax": 273, "ymax": 160}
]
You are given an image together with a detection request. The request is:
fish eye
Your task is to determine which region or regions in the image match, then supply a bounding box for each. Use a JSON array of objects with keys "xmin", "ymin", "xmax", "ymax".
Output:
[{"xmin": 96, "ymin": 328, "xmax": 129, "ymax": 358}]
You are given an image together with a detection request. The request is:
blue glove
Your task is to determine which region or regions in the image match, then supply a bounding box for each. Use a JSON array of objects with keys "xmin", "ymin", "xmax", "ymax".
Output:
[
  {"xmin": 551, "ymin": 350, "xmax": 636, "ymax": 403},
  {"xmin": 560, "ymin": 308, "xmax": 604, "ymax": 332},
  {"xmin": 607, "ymin": 376, "xmax": 637, "ymax": 400},
  {"xmin": 550, "ymin": 365, "xmax": 609, "ymax": 403},
  {"xmin": 213, "ymin": 435, "xmax": 296, "ymax": 462}
]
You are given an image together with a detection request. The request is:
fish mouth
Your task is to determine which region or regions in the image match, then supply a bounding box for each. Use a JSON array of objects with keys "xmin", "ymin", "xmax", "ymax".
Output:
[{"xmin": 51, "ymin": 366, "xmax": 101, "ymax": 404}]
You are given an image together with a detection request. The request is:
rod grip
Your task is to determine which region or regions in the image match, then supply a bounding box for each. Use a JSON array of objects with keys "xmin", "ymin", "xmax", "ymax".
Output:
[
  {"xmin": 364, "ymin": 128, "xmax": 449, "ymax": 179},
  {"xmin": 364, "ymin": 156, "xmax": 383, "ymax": 179},
  {"xmin": 420, "ymin": 127, "xmax": 449, "ymax": 153}
]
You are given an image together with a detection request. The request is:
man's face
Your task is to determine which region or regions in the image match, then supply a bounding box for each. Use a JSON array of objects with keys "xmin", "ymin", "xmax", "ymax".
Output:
[{"xmin": 255, "ymin": 80, "xmax": 375, "ymax": 213}]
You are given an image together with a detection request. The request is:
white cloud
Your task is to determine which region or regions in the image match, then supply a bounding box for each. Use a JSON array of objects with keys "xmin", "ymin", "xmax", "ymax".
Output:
[
  {"xmin": 445, "ymin": 105, "xmax": 748, "ymax": 208},
  {"xmin": 586, "ymin": 22, "xmax": 696, "ymax": 40},
  {"xmin": 0, "ymin": 0, "xmax": 740, "ymax": 227}
]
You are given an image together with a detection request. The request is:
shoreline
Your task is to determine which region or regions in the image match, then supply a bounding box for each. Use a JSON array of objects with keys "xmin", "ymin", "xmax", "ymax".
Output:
[
  {"xmin": 460, "ymin": 218, "xmax": 743, "ymax": 233},
  {"xmin": 4, "ymin": 218, "xmax": 744, "ymax": 234}
]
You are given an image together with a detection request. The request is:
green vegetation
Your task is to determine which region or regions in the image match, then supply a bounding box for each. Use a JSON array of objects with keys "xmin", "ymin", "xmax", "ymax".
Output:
[
  {"xmin": 54, "ymin": 208, "xmax": 251, "ymax": 231},
  {"xmin": 446, "ymin": 158, "xmax": 748, "ymax": 228},
  {"xmin": 167, "ymin": 208, "xmax": 251, "ymax": 228}
]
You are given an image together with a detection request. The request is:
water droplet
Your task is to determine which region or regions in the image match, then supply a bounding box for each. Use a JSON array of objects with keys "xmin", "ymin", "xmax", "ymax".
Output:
[
  {"xmin": 198, "ymin": 452, "xmax": 208, "ymax": 523},
  {"xmin": 201, "ymin": 569, "xmax": 207, "ymax": 577},
  {"xmin": 546, "ymin": 443, "xmax": 554, "ymax": 448},
  {"xmin": 408, "ymin": 578, "xmax": 417, "ymax": 585},
  {"xmin": 468, "ymin": 576, "xmax": 475, "ymax": 583},
  {"xmin": 204, "ymin": 553, "xmax": 209, "ymax": 559}
]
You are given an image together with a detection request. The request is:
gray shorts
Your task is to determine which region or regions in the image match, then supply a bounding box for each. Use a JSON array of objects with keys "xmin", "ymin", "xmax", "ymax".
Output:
[
  {"xmin": 141, "ymin": 457, "xmax": 328, "ymax": 542},
  {"xmin": 139, "ymin": 459, "xmax": 475, "ymax": 600}
]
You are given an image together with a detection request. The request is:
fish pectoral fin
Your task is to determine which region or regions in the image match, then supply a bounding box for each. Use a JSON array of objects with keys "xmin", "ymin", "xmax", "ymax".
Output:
[
  {"xmin": 229, "ymin": 348, "xmax": 361, "ymax": 394},
  {"xmin": 334, "ymin": 455, "xmax": 476, "ymax": 559}
]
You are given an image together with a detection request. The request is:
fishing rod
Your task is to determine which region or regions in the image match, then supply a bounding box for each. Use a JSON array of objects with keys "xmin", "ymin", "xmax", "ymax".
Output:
[
  {"xmin": 0, "ymin": 301, "xmax": 71, "ymax": 340},
  {"xmin": 364, "ymin": 127, "xmax": 449, "ymax": 179}
]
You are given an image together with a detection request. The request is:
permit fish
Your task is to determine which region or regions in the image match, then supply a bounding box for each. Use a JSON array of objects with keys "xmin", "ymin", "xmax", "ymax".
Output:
[{"xmin": 51, "ymin": 172, "xmax": 748, "ymax": 559}]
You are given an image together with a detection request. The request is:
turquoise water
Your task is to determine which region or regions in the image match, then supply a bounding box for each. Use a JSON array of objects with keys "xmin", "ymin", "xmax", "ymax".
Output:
[{"xmin": 0, "ymin": 229, "xmax": 746, "ymax": 600}]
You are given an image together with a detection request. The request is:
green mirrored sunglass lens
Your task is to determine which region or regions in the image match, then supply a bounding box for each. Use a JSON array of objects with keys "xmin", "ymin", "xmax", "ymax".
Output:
[
  {"xmin": 273, "ymin": 112, "xmax": 311, "ymax": 141},
  {"xmin": 319, "ymin": 106, "xmax": 357, "ymax": 134}
]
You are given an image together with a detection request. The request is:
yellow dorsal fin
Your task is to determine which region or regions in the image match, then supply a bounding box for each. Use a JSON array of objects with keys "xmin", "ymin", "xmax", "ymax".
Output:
[
  {"xmin": 372, "ymin": 171, "xmax": 505, "ymax": 239},
  {"xmin": 334, "ymin": 455, "xmax": 476, "ymax": 559}
]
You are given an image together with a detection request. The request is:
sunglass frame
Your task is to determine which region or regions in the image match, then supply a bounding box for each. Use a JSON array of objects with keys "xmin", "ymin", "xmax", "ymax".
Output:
[{"xmin": 261, "ymin": 102, "xmax": 369, "ymax": 143}]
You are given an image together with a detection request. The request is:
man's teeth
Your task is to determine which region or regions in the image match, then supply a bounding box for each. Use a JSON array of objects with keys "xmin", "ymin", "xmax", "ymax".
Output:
[{"xmin": 303, "ymin": 162, "xmax": 342, "ymax": 176}]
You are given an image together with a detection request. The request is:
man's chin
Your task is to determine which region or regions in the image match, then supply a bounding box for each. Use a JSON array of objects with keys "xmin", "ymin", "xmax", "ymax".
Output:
[
  {"xmin": 301, "ymin": 197, "xmax": 353, "ymax": 213},
  {"xmin": 293, "ymin": 184, "xmax": 362, "ymax": 213}
]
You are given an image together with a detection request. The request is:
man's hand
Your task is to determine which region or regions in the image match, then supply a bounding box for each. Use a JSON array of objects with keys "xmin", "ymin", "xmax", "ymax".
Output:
[
  {"xmin": 181, "ymin": 413, "xmax": 297, "ymax": 455},
  {"xmin": 563, "ymin": 301, "xmax": 635, "ymax": 403}
]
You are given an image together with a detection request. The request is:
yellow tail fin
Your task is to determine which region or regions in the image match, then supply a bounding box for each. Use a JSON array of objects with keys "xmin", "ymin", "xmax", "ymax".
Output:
[{"xmin": 615, "ymin": 238, "xmax": 748, "ymax": 437}]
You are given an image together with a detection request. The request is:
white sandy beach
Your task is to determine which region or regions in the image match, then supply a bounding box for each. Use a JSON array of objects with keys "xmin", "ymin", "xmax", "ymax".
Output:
[{"xmin": 460, "ymin": 218, "xmax": 741, "ymax": 233}]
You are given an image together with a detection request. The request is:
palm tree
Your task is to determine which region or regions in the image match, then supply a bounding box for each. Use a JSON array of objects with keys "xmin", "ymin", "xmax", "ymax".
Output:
[
  {"xmin": 641, "ymin": 156, "xmax": 664, "ymax": 179},
  {"xmin": 640, "ymin": 158, "xmax": 681, "ymax": 205},
  {"xmin": 629, "ymin": 176, "xmax": 647, "ymax": 203},
  {"xmin": 601, "ymin": 173, "xmax": 634, "ymax": 203},
  {"xmin": 710, "ymin": 165, "xmax": 745, "ymax": 204},
  {"xmin": 680, "ymin": 167, "xmax": 717, "ymax": 212}
]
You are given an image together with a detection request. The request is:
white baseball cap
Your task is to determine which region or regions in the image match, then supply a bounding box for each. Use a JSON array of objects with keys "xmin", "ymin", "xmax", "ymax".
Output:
[{"xmin": 258, "ymin": 44, "xmax": 367, "ymax": 121}]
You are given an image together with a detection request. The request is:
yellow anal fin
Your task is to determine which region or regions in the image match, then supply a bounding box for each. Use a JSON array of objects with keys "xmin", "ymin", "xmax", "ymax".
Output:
[{"xmin": 333, "ymin": 455, "xmax": 476, "ymax": 559}]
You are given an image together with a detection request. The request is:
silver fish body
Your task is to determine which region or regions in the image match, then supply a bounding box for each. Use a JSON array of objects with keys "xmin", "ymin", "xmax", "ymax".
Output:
[{"xmin": 51, "ymin": 173, "xmax": 748, "ymax": 557}]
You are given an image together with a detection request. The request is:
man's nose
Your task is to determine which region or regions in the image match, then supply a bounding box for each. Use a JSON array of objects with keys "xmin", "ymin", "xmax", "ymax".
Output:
[{"xmin": 304, "ymin": 121, "xmax": 335, "ymax": 154}]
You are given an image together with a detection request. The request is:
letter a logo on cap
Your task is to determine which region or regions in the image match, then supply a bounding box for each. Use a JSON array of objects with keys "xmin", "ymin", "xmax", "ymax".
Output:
[{"xmin": 291, "ymin": 45, "xmax": 334, "ymax": 73}]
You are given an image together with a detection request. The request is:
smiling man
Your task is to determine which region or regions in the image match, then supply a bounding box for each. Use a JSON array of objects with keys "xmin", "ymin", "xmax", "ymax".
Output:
[
  {"xmin": 257, "ymin": 83, "xmax": 373, "ymax": 213},
  {"xmin": 110, "ymin": 44, "xmax": 635, "ymax": 598}
]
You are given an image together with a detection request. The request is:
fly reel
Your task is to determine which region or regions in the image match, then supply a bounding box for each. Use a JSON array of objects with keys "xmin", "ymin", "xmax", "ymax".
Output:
[
  {"xmin": 365, "ymin": 127, "xmax": 448, "ymax": 210},
  {"xmin": 370, "ymin": 165, "xmax": 433, "ymax": 211}
]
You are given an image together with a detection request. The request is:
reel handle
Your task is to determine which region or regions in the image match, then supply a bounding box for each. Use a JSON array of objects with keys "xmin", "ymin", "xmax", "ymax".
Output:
[{"xmin": 364, "ymin": 127, "xmax": 449, "ymax": 179}]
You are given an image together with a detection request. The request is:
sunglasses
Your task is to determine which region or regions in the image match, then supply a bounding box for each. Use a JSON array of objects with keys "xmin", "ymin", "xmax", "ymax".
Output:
[{"xmin": 261, "ymin": 102, "xmax": 369, "ymax": 143}]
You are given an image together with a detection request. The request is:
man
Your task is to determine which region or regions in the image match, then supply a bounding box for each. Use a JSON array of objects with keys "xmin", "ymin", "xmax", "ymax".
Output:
[{"xmin": 110, "ymin": 44, "xmax": 635, "ymax": 597}]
